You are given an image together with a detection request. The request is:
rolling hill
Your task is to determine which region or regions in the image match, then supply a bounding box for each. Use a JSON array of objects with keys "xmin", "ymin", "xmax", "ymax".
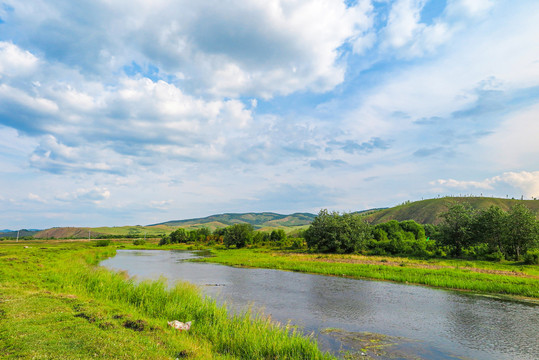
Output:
[
  {"xmin": 363, "ymin": 197, "xmax": 539, "ymax": 225},
  {"xmin": 24, "ymin": 198, "xmax": 539, "ymax": 239},
  {"xmin": 151, "ymin": 212, "xmax": 316, "ymax": 230}
]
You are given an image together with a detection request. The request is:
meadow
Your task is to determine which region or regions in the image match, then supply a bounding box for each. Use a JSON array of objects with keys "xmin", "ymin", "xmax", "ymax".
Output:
[{"xmin": 0, "ymin": 240, "xmax": 334, "ymax": 359}]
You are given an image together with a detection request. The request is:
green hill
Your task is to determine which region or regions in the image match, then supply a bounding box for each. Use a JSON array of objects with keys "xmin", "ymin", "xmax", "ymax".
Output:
[
  {"xmin": 363, "ymin": 197, "xmax": 539, "ymax": 225},
  {"xmin": 152, "ymin": 212, "xmax": 316, "ymax": 230}
]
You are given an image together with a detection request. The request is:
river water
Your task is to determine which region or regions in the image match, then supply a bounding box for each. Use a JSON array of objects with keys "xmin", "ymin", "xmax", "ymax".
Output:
[{"xmin": 100, "ymin": 250, "xmax": 539, "ymax": 360}]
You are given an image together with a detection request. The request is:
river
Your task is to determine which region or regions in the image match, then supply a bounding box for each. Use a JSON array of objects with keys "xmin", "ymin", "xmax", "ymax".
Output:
[{"xmin": 100, "ymin": 250, "xmax": 539, "ymax": 360}]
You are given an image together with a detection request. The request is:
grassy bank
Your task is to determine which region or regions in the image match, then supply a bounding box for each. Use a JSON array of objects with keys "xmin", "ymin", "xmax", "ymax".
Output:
[
  {"xmin": 0, "ymin": 241, "xmax": 334, "ymax": 359},
  {"xmin": 195, "ymin": 249, "xmax": 539, "ymax": 299}
]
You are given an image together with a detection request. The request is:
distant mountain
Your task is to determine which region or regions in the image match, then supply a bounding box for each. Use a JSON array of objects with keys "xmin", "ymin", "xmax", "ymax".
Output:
[
  {"xmin": 0, "ymin": 229, "xmax": 40, "ymax": 238},
  {"xmin": 151, "ymin": 212, "xmax": 317, "ymax": 230},
  {"xmin": 363, "ymin": 197, "xmax": 539, "ymax": 225}
]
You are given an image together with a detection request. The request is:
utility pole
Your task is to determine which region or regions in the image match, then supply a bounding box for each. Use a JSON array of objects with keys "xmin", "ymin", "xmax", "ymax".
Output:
[
  {"xmin": 16, "ymin": 230, "xmax": 19, "ymax": 242},
  {"xmin": 88, "ymin": 230, "xmax": 91, "ymax": 241}
]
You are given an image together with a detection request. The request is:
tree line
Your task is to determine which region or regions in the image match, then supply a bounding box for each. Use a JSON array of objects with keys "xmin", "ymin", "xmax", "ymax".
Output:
[
  {"xmin": 305, "ymin": 203, "xmax": 538, "ymax": 263},
  {"xmin": 158, "ymin": 202, "xmax": 539, "ymax": 264},
  {"xmin": 159, "ymin": 224, "xmax": 303, "ymax": 249}
]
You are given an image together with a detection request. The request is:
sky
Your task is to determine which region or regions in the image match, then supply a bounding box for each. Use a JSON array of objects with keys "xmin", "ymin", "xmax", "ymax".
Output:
[{"xmin": 1, "ymin": 0, "xmax": 539, "ymax": 229}]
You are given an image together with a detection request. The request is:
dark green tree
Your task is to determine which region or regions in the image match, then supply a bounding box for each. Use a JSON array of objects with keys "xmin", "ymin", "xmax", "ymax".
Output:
[
  {"xmin": 224, "ymin": 223, "xmax": 254, "ymax": 248},
  {"xmin": 270, "ymin": 229, "xmax": 287, "ymax": 243},
  {"xmin": 438, "ymin": 202, "xmax": 476, "ymax": 256},
  {"xmin": 505, "ymin": 204, "xmax": 538, "ymax": 260},
  {"xmin": 169, "ymin": 228, "xmax": 189, "ymax": 243},
  {"xmin": 304, "ymin": 209, "xmax": 371, "ymax": 253},
  {"xmin": 472, "ymin": 205, "xmax": 508, "ymax": 255}
]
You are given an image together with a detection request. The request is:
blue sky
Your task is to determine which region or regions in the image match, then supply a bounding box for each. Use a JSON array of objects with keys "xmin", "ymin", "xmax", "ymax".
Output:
[{"xmin": 1, "ymin": 0, "xmax": 538, "ymax": 229}]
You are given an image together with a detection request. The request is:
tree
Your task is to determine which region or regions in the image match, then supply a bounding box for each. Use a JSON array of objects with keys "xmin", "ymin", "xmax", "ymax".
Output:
[
  {"xmin": 223, "ymin": 223, "xmax": 254, "ymax": 248},
  {"xmin": 438, "ymin": 202, "xmax": 476, "ymax": 256},
  {"xmin": 472, "ymin": 205, "xmax": 508, "ymax": 255},
  {"xmin": 304, "ymin": 209, "xmax": 371, "ymax": 253},
  {"xmin": 169, "ymin": 228, "xmax": 189, "ymax": 243},
  {"xmin": 270, "ymin": 229, "xmax": 287, "ymax": 243},
  {"xmin": 505, "ymin": 204, "xmax": 538, "ymax": 260}
]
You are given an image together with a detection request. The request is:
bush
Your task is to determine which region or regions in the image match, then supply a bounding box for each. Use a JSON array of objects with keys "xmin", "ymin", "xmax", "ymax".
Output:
[
  {"xmin": 132, "ymin": 239, "xmax": 146, "ymax": 246},
  {"xmin": 95, "ymin": 240, "xmax": 111, "ymax": 247},
  {"xmin": 158, "ymin": 236, "xmax": 170, "ymax": 246},
  {"xmin": 523, "ymin": 249, "xmax": 539, "ymax": 265}
]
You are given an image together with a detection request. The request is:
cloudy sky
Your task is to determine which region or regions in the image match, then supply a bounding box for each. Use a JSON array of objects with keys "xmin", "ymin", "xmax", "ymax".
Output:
[{"xmin": 1, "ymin": 0, "xmax": 539, "ymax": 229}]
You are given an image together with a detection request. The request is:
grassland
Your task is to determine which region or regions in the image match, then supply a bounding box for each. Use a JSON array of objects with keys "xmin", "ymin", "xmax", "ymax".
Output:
[
  {"xmin": 364, "ymin": 197, "xmax": 539, "ymax": 225},
  {"xmin": 195, "ymin": 248, "xmax": 539, "ymax": 299},
  {"xmin": 0, "ymin": 241, "xmax": 334, "ymax": 359}
]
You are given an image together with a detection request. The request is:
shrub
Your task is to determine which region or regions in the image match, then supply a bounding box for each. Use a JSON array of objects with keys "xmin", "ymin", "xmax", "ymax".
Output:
[
  {"xmin": 95, "ymin": 239, "xmax": 111, "ymax": 247},
  {"xmin": 158, "ymin": 235, "xmax": 170, "ymax": 246},
  {"xmin": 523, "ymin": 249, "xmax": 539, "ymax": 265},
  {"xmin": 132, "ymin": 239, "xmax": 146, "ymax": 246}
]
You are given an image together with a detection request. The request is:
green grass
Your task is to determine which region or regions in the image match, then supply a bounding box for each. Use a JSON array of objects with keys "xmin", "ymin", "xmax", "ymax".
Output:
[
  {"xmin": 0, "ymin": 241, "xmax": 334, "ymax": 359},
  {"xmin": 364, "ymin": 196, "xmax": 539, "ymax": 224},
  {"xmin": 195, "ymin": 249, "xmax": 539, "ymax": 299}
]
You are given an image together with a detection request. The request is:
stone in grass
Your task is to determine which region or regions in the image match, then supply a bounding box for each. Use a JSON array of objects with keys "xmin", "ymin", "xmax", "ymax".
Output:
[{"xmin": 168, "ymin": 320, "xmax": 192, "ymax": 331}]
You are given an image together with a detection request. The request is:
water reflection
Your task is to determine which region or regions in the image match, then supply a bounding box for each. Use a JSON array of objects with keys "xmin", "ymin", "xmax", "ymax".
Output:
[{"xmin": 101, "ymin": 250, "xmax": 539, "ymax": 360}]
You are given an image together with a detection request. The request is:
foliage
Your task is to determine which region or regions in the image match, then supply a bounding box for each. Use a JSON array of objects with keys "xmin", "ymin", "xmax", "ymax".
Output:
[
  {"xmin": 94, "ymin": 239, "xmax": 111, "ymax": 247},
  {"xmin": 224, "ymin": 223, "xmax": 254, "ymax": 248},
  {"xmin": 438, "ymin": 202, "xmax": 476, "ymax": 256},
  {"xmin": 505, "ymin": 204, "xmax": 538, "ymax": 259},
  {"xmin": 523, "ymin": 249, "xmax": 539, "ymax": 265},
  {"xmin": 304, "ymin": 210, "xmax": 371, "ymax": 253},
  {"xmin": 132, "ymin": 239, "xmax": 146, "ymax": 245}
]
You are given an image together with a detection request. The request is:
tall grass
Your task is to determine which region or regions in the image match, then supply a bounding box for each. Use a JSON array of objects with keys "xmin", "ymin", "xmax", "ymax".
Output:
[{"xmin": 40, "ymin": 245, "xmax": 333, "ymax": 360}]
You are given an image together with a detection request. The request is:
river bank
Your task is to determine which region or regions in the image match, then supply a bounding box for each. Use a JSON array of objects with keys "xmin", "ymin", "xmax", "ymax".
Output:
[
  {"xmin": 0, "ymin": 241, "xmax": 333, "ymax": 359},
  {"xmin": 193, "ymin": 248, "xmax": 539, "ymax": 299}
]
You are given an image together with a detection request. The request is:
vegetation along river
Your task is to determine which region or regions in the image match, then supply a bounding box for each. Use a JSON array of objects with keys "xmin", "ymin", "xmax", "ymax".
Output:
[{"xmin": 101, "ymin": 250, "xmax": 539, "ymax": 360}]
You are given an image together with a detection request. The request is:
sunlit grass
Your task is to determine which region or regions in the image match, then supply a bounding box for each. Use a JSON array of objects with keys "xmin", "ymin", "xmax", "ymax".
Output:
[
  {"xmin": 0, "ymin": 242, "xmax": 334, "ymax": 359},
  {"xmin": 196, "ymin": 249, "xmax": 539, "ymax": 298}
]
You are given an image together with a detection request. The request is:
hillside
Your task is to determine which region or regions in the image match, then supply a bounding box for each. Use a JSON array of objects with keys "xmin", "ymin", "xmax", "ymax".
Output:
[
  {"xmin": 0, "ymin": 229, "xmax": 40, "ymax": 238},
  {"xmin": 152, "ymin": 212, "xmax": 316, "ymax": 230},
  {"xmin": 363, "ymin": 197, "xmax": 539, "ymax": 225}
]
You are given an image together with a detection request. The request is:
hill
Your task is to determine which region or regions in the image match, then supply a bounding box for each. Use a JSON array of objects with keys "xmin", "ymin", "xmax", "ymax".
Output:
[
  {"xmin": 151, "ymin": 212, "xmax": 316, "ymax": 230},
  {"xmin": 0, "ymin": 229, "xmax": 40, "ymax": 238},
  {"xmin": 363, "ymin": 197, "xmax": 539, "ymax": 225}
]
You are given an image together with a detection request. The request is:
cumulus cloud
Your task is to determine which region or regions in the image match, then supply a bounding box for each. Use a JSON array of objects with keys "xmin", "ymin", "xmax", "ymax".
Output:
[
  {"xmin": 3, "ymin": 0, "xmax": 372, "ymax": 98},
  {"xmin": 432, "ymin": 171, "xmax": 539, "ymax": 198},
  {"xmin": 0, "ymin": 41, "xmax": 38, "ymax": 77},
  {"xmin": 56, "ymin": 187, "xmax": 111, "ymax": 203}
]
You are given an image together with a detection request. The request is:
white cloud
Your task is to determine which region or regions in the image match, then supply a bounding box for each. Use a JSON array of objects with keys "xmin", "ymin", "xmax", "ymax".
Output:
[
  {"xmin": 0, "ymin": 42, "xmax": 38, "ymax": 77},
  {"xmin": 446, "ymin": 0, "xmax": 494, "ymax": 18},
  {"xmin": 4, "ymin": 0, "xmax": 373, "ymax": 98},
  {"xmin": 432, "ymin": 171, "xmax": 539, "ymax": 198},
  {"xmin": 56, "ymin": 187, "xmax": 111, "ymax": 203},
  {"xmin": 28, "ymin": 193, "xmax": 46, "ymax": 203}
]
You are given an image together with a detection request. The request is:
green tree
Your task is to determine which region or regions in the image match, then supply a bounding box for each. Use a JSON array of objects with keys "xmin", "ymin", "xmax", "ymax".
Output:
[
  {"xmin": 472, "ymin": 205, "xmax": 508, "ymax": 255},
  {"xmin": 270, "ymin": 229, "xmax": 287, "ymax": 243},
  {"xmin": 224, "ymin": 223, "xmax": 254, "ymax": 248},
  {"xmin": 438, "ymin": 202, "xmax": 476, "ymax": 257},
  {"xmin": 304, "ymin": 210, "xmax": 371, "ymax": 253},
  {"xmin": 169, "ymin": 228, "xmax": 189, "ymax": 243},
  {"xmin": 505, "ymin": 204, "xmax": 538, "ymax": 260}
]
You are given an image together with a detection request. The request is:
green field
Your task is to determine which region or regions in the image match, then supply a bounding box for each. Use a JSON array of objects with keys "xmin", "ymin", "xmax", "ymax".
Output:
[
  {"xmin": 0, "ymin": 241, "xmax": 333, "ymax": 359},
  {"xmin": 194, "ymin": 248, "xmax": 539, "ymax": 299}
]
